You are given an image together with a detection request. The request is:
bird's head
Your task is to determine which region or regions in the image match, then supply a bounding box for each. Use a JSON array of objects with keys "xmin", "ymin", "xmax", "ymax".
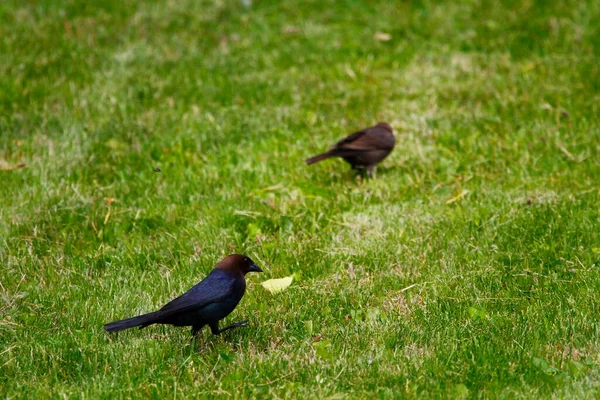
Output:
[
  {"xmin": 375, "ymin": 122, "xmax": 393, "ymax": 132},
  {"xmin": 216, "ymin": 254, "xmax": 263, "ymax": 275}
]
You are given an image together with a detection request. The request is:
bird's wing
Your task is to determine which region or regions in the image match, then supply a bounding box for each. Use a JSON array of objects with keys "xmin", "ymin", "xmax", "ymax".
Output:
[
  {"xmin": 335, "ymin": 129, "xmax": 367, "ymax": 148},
  {"xmin": 155, "ymin": 270, "xmax": 237, "ymax": 317},
  {"xmin": 336, "ymin": 127, "xmax": 393, "ymax": 151}
]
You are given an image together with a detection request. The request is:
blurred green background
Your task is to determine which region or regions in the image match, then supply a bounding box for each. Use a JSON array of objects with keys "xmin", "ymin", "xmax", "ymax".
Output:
[{"xmin": 1, "ymin": 0, "xmax": 599, "ymax": 397}]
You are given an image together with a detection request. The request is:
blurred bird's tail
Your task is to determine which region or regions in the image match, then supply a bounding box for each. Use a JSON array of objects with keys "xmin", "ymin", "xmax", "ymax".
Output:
[
  {"xmin": 305, "ymin": 151, "xmax": 334, "ymax": 165},
  {"xmin": 104, "ymin": 312, "xmax": 158, "ymax": 333}
]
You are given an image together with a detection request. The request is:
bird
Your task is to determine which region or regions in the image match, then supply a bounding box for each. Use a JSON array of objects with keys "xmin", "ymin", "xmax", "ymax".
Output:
[
  {"xmin": 104, "ymin": 254, "xmax": 263, "ymax": 337},
  {"xmin": 305, "ymin": 122, "xmax": 395, "ymax": 177}
]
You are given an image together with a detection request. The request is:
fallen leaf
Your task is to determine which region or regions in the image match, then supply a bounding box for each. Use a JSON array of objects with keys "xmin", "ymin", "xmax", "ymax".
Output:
[
  {"xmin": 375, "ymin": 32, "xmax": 392, "ymax": 41},
  {"xmin": 313, "ymin": 339, "xmax": 333, "ymax": 359},
  {"xmin": 468, "ymin": 306, "xmax": 487, "ymax": 320},
  {"xmin": 304, "ymin": 320, "xmax": 313, "ymax": 334},
  {"xmin": 261, "ymin": 275, "xmax": 294, "ymax": 293}
]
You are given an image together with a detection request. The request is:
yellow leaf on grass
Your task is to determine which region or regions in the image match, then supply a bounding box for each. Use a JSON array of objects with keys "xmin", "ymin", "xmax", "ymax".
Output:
[{"xmin": 261, "ymin": 276, "xmax": 294, "ymax": 293}]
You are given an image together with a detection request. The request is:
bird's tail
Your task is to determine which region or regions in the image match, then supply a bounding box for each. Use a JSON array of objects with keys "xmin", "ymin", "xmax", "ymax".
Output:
[
  {"xmin": 104, "ymin": 312, "xmax": 158, "ymax": 333},
  {"xmin": 305, "ymin": 150, "xmax": 334, "ymax": 165}
]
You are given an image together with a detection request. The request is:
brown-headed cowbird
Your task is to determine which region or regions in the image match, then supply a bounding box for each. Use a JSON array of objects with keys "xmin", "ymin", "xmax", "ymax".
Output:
[
  {"xmin": 305, "ymin": 122, "xmax": 395, "ymax": 177},
  {"xmin": 104, "ymin": 254, "xmax": 262, "ymax": 336}
]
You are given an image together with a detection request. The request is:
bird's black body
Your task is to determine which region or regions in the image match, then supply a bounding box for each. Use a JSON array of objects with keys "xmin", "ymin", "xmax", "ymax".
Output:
[
  {"xmin": 305, "ymin": 122, "xmax": 395, "ymax": 177},
  {"xmin": 104, "ymin": 254, "xmax": 262, "ymax": 336}
]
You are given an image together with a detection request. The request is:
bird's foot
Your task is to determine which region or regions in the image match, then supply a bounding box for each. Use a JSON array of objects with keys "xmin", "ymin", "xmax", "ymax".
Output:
[
  {"xmin": 229, "ymin": 319, "xmax": 249, "ymax": 329},
  {"xmin": 214, "ymin": 319, "xmax": 249, "ymax": 335}
]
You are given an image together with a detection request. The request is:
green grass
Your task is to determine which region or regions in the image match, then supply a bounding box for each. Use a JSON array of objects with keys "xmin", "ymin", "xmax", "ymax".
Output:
[{"xmin": 1, "ymin": 0, "xmax": 600, "ymax": 397}]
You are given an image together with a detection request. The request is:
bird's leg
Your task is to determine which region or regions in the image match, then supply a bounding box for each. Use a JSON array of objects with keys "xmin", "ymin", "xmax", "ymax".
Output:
[
  {"xmin": 366, "ymin": 165, "xmax": 375, "ymax": 178},
  {"xmin": 191, "ymin": 324, "xmax": 204, "ymax": 337},
  {"xmin": 351, "ymin": 165, "xmax": 363, "ymax": 179},
  {"xmin": 209, "ymin": 320, "xmax": 249, "ymax": 335}
]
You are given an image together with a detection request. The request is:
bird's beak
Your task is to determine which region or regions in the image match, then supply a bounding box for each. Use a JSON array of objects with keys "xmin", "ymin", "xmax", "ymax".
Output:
[{"xmin": 249, "ymin": 263, "xmax": 263, "ymax": 273}]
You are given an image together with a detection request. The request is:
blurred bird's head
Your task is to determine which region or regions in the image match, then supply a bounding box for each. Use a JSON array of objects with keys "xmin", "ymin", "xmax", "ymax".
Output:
[
  {"xmin": 375, "ymin": 122, "xmax": 393, "ymax": 133},
  {"xmin": 217, "ymin": 254, "xmax": 263, "ymax": 275}
]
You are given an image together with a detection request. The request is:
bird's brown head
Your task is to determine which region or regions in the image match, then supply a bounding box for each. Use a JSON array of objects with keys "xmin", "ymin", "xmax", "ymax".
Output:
[
  {"xmin": 216, "ymin": 254, "xmax": 263, "ymax": 275},
  {"xmin": 375, "ymin": 122, "xmax": 393, "ymax": 132}
]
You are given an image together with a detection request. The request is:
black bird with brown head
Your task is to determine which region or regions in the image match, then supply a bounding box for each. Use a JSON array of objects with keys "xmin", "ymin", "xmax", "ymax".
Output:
[{"xmin": 104, "ymin": 254, "xmax": 263, "ymax": 337}]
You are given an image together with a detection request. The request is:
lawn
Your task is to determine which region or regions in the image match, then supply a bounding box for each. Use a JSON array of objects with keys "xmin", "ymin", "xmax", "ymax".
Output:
[{"xmin": 1, "ymin": 0, "xmax": 600, "ymax": 398}]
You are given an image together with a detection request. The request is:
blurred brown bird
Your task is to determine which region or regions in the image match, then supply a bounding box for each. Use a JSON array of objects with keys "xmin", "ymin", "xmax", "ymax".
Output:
[
  {"xmin": 104, "ymin": 254, "xmax": 262, "ymax": 337},
  {"xmin": 305, "ymin": 122, "xmax": 395, "ymax": 177}
]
